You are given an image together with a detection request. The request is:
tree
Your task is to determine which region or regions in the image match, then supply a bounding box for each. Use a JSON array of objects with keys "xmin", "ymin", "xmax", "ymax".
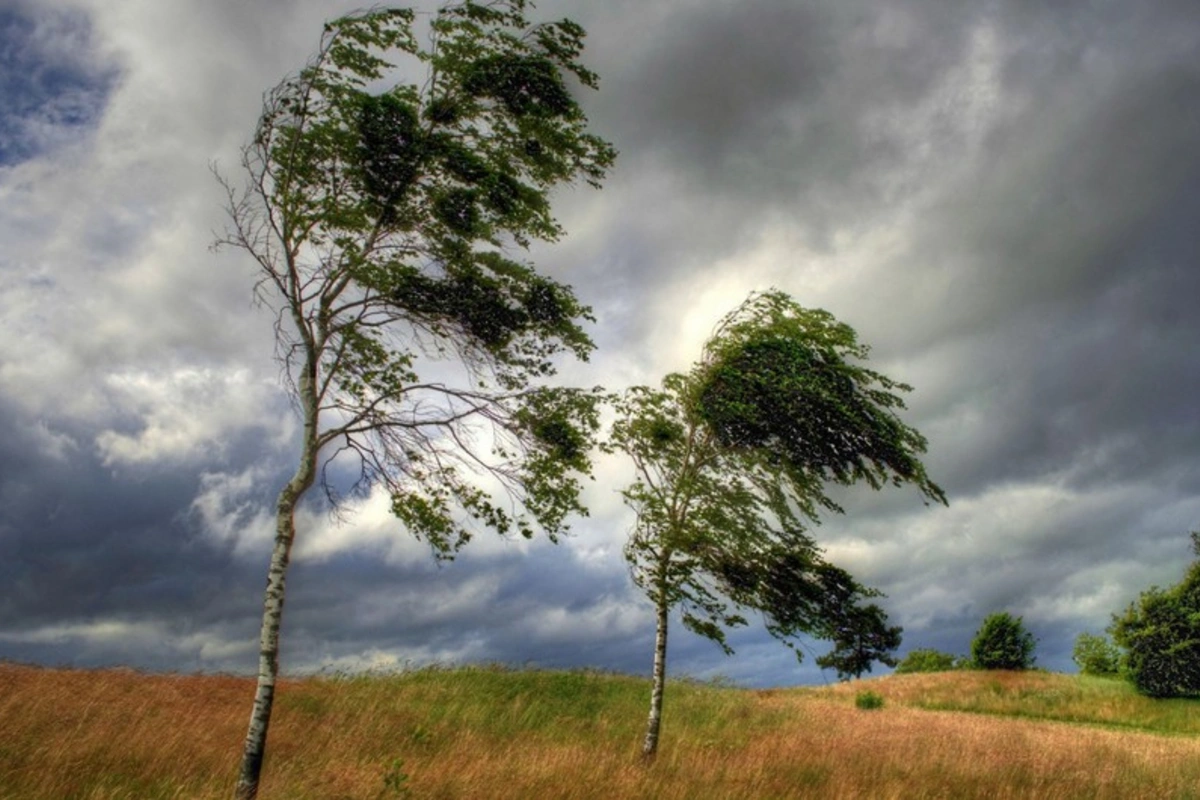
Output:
[
  {"xmin": 970, "ymin": 612, "xmax": 1036, "ymax": 670},
  {"xmin": 1072, "ymin": 632, "xmax": 1120, "ymax": 676},
  {"xmin": 607, "ymin": 290, "xmax": 946, "ymax": 760},
  {"xmin": 1109, "ymin": 531, "xmax": 1200, "ymax": 698},
  {"xmin": 215, "ymin": 4, "xmax": 614, "ymax": 797},
  {"xmin": 894, "ymin": 648, "xmax": 961, "ymax": 674}
]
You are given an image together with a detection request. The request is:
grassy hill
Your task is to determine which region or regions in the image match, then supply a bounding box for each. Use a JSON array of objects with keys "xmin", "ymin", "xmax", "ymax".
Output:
[{"xmin": 2, "ymin": 662, "xmax": 1198, "ymax": 798}]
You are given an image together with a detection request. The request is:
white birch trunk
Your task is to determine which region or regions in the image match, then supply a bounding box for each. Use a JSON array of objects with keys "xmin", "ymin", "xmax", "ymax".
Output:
[
  {"xmin": 234, "ymin": 362, "xmax": 319, "ymax": 800},
  {"xmin": 642, "ymin": 575, "xmax": 670, "ymax": 760}
]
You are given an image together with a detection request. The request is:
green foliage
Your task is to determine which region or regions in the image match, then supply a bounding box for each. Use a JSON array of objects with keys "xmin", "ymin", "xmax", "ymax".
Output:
[
  {"xmin": 378, "ymin": 757, "xmax": 412, "ymax": 799},
  {"xmin": 804, "ymin": 568, "xmax": 903, "ymax": 680},
  {"xmin": 895, "ymin": 648, "xmax": 961, "ymax": 674},
  {"xmin": 219, "ymin": 2, "xmax": 615, "ymax": 553},
  {"xmin": 1072, "ymin": 633, "xmax": 1120, "ymax": 677},
  {"xmin": 970, "ymin": 613, "xmax": 1037, "ymax": 671},
  {"xmin": 694, "ymin": 293, "xmax": 946, "ymax": 506},
  {"xmin": 608, "ymin": 290, "xmax": 945, "ymax": 675},
  {"xmin": 854, "ymin": 690, "xmax": 885, "ymax": 710},
  {"xmin": 1109, "ymin": 532, "xmax": 1200, "ymax": 698}
]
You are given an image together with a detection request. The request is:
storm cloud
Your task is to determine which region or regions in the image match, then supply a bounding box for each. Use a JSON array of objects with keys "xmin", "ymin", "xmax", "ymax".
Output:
[{"xmin": 2, "ymin": 0, "xmax": 1199, "ymax": 687}]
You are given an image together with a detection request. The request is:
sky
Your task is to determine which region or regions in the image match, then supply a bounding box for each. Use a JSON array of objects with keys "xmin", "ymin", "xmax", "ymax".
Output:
[{"xmin": 2, "ymin": 0, "xmax": 1199, "ymax": 688}]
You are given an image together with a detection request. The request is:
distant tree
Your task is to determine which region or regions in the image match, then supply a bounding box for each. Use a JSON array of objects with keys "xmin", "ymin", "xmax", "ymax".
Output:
[
  {"xmin": 1109, "ymin": 531, "xmax": 1200, "ymax": 698},
  {"xmin": 970, "ymin": 612, "xmax": 1036, "ymax": 670},
  {"xmin": 1072, "ymin": 632, "xmax": 1120, "ymax": 676},
  {"xmin": 215, "ymin": 4, "xmax": 614, "ymax": 798},
  {"xmin": 894, "ymin": 648, "xmax": 960, "ymax": 674},
  {"xmin": 811, "ymin": 582, "xmax": 904, "ymax": 681},
  {"xmin": 607, "ymin": 290, "xmax": 946, "ymax": 760}
]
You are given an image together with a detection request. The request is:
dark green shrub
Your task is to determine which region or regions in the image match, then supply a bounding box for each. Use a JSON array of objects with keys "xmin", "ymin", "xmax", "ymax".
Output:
[
  {"xmin": 854, "ymin": 690, "xmax": 884, "ymax": 710},
  {"xmin": 894, "ymin": 648, "xmax": 959, "ymax": 674},
  {"xmin": 1072, "ymin": 632, "xmax": 1120, "ymax": 676},
  {"xmin": 970, "ymin": 612, "xmax": 1036, "ymax": 670},
  {"xmin": 1110, "ymin": 535, "xmax": 1200, "ymax": 698}
]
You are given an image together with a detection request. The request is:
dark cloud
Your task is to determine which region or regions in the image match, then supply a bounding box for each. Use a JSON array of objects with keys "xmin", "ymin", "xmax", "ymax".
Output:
[
  {"xmin": 0, "ymin": 2, "xmax": 118, "ymax": 165},
  {"xmin": 3, "ymin": 0, "xmax": 1200, "ymax": 690},
  {"xmin": 581, "ymin": 0, "xmax": 987, "ymax": 259},
  {"xmin": 0, "ymin": 402, "xmax": 258, "ymax": 634}
]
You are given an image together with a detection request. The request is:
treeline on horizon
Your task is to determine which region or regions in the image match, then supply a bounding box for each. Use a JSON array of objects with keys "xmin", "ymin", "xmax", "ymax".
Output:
[{"xmin": 895, "ymin": 550, "xmax": 1200, "ymax": 705}]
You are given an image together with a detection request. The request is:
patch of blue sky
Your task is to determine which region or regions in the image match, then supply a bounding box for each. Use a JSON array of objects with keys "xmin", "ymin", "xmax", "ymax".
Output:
[{"xmin": 0, "ymin": 5, "xmax": 119, "ymax": 166}]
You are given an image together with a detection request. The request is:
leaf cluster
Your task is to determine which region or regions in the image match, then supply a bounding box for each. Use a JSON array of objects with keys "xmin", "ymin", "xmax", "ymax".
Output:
[
  {"xmin": 694, "ymin": 291, "xmax": 946, "ymax": 510},
  {"xmin": 253, "ymin": 2, "xmax": 613, "ymax": 375}
]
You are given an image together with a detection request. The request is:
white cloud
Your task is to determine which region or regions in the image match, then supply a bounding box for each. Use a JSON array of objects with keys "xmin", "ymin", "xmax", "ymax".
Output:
[
  {"xmin": 298, "ymin": 642, "xmax": 489, "ymax": 675},
  {"xmin": 291, "ymin": 485, "xmax": 436, "ymax": 567},
  {"xmin": 514, "ymin": 593, "xmax": 647, "ymax": 644},
  {"xmin": 27, "ymin": 421, "xmax": 80, "ymax": 461},
  {"xmin": 95, "ymin": 366, "xmax": 289, "ymax": 466},
  {"xmin": 190, "ymin": 465, "xmax": 277, "ymax": 556},
  {"xmin": 0, "ymin": 618, "xmax": 159, "ymax": 646},
  {"xmin": 0, "ymin": 618, "xmax": 258, "ymax": 668},
  {"xmin": 821, "ymin": 475, "xmax": 1200, "ymax": 635},
  {"xmin": 177, "ymin": 630, "xmax": 258, "ymax": 663}
]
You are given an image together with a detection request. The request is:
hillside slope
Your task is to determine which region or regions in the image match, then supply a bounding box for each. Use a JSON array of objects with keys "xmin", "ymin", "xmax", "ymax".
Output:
[{"xmin": 1, "ymin": 663, "xmax": 1197, "ymax": 798}]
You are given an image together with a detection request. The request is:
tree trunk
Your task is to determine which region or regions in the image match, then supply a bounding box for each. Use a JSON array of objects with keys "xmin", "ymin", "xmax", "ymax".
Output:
[
  {"xmin": 641, "ymin": 583, "xmax": 670, "ymax": 761},
  {"xmin": 234, "ymin": 362, "xmax": 319, "ymax": 800},
  {"xmin": 232, "ymin": 480, "xmax": 303, "ymax": 799}
]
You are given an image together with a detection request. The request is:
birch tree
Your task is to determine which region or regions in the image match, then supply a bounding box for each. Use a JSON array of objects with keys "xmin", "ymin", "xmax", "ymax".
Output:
[
  {"xmin": 608, "ymin": 290, "xmax": 945, "ymax": 760},
  {"xmin": 215, "ymin": 4, "xmax": 614, "ymax": 797}
]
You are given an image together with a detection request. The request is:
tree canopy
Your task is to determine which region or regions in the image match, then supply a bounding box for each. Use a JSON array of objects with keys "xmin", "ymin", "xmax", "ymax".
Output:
[
  {"xmin": 219, "ymin": 0, "xmax": 618, "ymax": 552},
  {"xmin": 970, "ymin": 612, "xmax": 1037, "ymax": 670},
  {"xmin": 895, "ymin": 648, "xmax": 962, "ymax": 674},
  {"xmin": 1072, "ymin": 632, "xmax": 1120, "ymax": 676},
  {"xmin": 608, "ymin": 290, "xmax": 945, "ymax": 757}
]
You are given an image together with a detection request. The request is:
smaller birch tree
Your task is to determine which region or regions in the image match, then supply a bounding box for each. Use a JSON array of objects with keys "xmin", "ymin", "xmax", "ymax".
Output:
[
  {"xmin": 216, "ymin": 3, "xmax": 614, "ymax": 797},
  {"xmin": 608, "ymin": 290, "xmax": 945, "ymax": 760}
]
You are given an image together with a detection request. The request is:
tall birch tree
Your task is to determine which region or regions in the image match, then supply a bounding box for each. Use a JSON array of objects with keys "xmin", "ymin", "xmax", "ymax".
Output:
[
  {"xmin": 608, "ymin": 290, "xmax": 946, "ymax": 760},
  {"xmin": 215, "ymin": 4, "xmax": 614, "ymax": 797}
]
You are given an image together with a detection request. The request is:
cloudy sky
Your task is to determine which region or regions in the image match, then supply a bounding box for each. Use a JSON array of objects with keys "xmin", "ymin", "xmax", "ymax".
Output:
[{"xmin": 2, "ymin": 0, "xmax": 1199, "ymax": 688}]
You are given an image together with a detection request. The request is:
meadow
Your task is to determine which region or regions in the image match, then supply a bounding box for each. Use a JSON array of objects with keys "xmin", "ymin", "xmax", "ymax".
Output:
[{"xmin": 2, "ymin": 662, "xmax": 1198, "ymax": 799}]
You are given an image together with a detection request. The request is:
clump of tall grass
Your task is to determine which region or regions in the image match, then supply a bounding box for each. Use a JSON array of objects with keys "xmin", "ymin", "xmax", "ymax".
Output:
[{"xmin": 855, "ymin": 690, "xmax": 885, "ymax": 710}]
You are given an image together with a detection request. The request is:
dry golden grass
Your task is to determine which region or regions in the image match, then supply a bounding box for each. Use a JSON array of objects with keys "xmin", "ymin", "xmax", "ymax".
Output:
[{"xmin": 1, "ymin": 662, "xmax": 1198, "ymax": 799}]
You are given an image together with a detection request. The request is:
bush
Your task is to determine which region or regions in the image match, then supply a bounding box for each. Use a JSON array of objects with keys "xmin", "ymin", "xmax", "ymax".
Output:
[
  {"xmin": 854, "ymin": 690, "xmax": 884, "ymax": 710},
  {"xmin": 970, "ymin": 612, "xmax": 1036, "ymax": 670},
  {"xmin": 1109, "ymin": 531, "xmax": 1200, "ymax": 698},
  {"xmin": 1111, "ymin": 588, "xmax": 1200, "ymax": 697},
  {"xmin": 894, "ymin": 648, "xmax": 959, "ymax": 674},
  {"xmin": 1072, "ymin": 632, "xmax": 1120, "ymax": 676},
  {"xmin": 1109, "ymin": 535, "xmax": 1200, "ymax": 698}
]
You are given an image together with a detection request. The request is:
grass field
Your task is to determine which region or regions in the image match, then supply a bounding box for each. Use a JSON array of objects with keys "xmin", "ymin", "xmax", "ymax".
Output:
[{"xmin": 2, "ymin": 662, "xmax": 1198, "ymax": 799}]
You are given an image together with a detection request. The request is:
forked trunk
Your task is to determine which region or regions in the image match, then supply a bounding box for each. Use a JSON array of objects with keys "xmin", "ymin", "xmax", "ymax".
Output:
[
  {"xmin": 641, "ymin": 584, "xmax": 670, "ymax": 760},
  {"xmin": 234, "ymin": 363, "xmax": 319, "ymax": 800}
]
